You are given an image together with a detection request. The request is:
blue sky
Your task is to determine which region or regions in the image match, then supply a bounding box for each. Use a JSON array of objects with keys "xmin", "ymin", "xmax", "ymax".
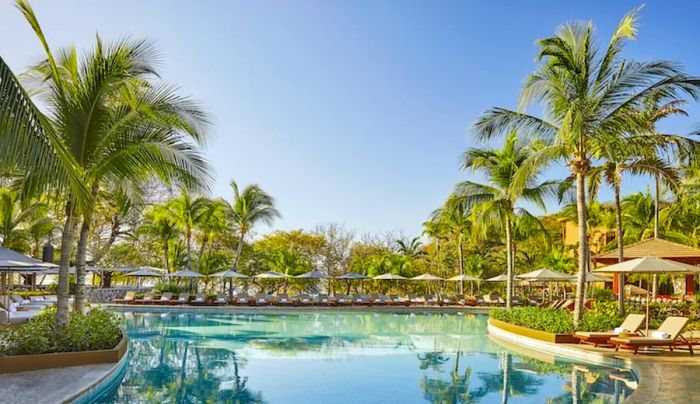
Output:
[{"xmin": 1, "ymin": 1, "xmax": 699, "ymax": 237}]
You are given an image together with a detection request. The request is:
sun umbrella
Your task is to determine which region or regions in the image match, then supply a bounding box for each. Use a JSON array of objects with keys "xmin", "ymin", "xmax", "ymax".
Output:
[
  {"xmin": 624, "ymin": 284, "xmax": 649, "ymax": 296},
  {"xmin": 296, "ymin": 270, "xmax": 331, "ymax": 279},
  {"xmin": 168, "ymin": 269, "xmax": 204, "ymax": 278},
  {"xmin": 584, "ymin": 273, "xmax": 612, "ymax": 283},
  {"xmin": 594, "ymin": 256, "xmax": 700, "ymax": 332},
  {"xmin": 448, "ymin": 274, "xmax": 480, "ymax": 282},
  {"xmin": 125, "ymin": 269, "xmax": 163, "ymax": 277},
  {"xmin": 411, "ymin": 273, "xmax": 444, "ymax": 281},
  {"xmin": 516, "ymin": 268, "xmax": 575, "ymax": 281},
  {"xmin": 254, "ymin": 271, "xmax": 288, "ymax": 279},
  {"xmin": 373, "ymin": 273, "xmax": 407, "ymax": 280},
  {"xmin": 210, "ymin": 269, "xmax": 249, "ymax": 299},
  {"xmin": 0, "ymin": 246, "xmax": 57, "ymax": 271},
  {"xmin": 486, "ymin": 274, "xmax": 508, "ymax": 282},
  {"xmin": 336, "ymin": 272, "xmax": 368, "ymax": 280}
]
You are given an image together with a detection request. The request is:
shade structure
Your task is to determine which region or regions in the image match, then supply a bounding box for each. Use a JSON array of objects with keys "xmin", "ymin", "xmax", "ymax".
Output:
[
  {"xmin": 592, "ymin": 256, "xmax": 700, "ymax": 274},
  {"xmin": 210, "ymin": 269, "xmax": 249, "ymax": 279},
  {"xmin": 168, "ymin": 269, "xmax": 203, "ymax": 278},
  {"xmin": 486, "ymin": 274, "xmax": 508, "ymax": 282},
  {"xmin": 584, "ymin": 273, "xmax": 612, "ymax": 283},
  {"xmin": 373, "ymin": 273, "xmax": 407, "ymax": 280},
  {"xmin": 594, "ymin": 256, "xmax": 700, "ymax": 333},
  {"xmin": 0, "ymin": 247, "xmax": 57, "ymax": 271},
  {"xmin": 125, "ymin": 269, "xmax": 163, "ymax": 277},
  {"xmin": 624, "ymin": 284, "xmax": 649, "ymax": 296},
  {"xmin": 517, "ymin": 268, "xmax": 575, "ymax": 282},
  {"xmin": 411, "ymin": 273, "xmax": 444, "ymax": 281},
  {"xmin": 448, "ymin": 274, "xmax": 480, "ymax": 282},
  {"xmin": 105, "ymin": 266, "xmax": 140, "ymax": 273},
  {"xmin": 336, "ymin": 272, "xmax": 368, "ymax": 280},
  {"xmin": 295, "ymin": 270, "xmax": 331, "ymax": 279},
  {"xmin": 254, "ymin": 271, "xmax": 288, "ymax": 279}
]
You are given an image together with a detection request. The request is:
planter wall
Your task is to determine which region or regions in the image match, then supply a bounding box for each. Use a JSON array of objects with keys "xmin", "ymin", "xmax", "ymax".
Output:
[
  {"xmin": 0, "ymin": 329, "xmax": 128, "ymax": 374},
  {"xmin": 488, "ymin": 318, "xmax": 577, "ymax": 344}
]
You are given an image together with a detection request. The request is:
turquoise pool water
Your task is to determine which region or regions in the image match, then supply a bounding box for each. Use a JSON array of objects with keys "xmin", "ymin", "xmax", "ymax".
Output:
[{"xmin": 95, "ymin": 310, "xmax": 635, "ymax": 403}]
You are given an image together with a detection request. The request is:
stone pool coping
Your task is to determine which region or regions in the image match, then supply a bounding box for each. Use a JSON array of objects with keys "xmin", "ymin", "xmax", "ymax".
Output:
[
  {"xmin": 488, "ymin": 320, "xmax": 700, "ymax": 403},
  {"xmin": 102, "ymin": 303, "xmax": 492, "ymax": 314},
  {"xmin": 0, "ymin": 344, "xmax": 129, "ymax": 404}
]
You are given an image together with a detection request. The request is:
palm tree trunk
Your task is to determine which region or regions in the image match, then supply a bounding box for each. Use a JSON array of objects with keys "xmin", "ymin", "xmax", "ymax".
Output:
[
  {"xmin": 56, "ymin": 201, "xmax": 77, "ymax": 330},
  {"xmin": 74, "ymin": 219, "xmax": 89, "ymax": 313},
  {"xmin": 573, "ymin": 171, "xmax": 589, "ymax": 325},
  {"xmin": 501, "ymin": 352, "xmax": 511, "ymax": 404},
  {"xmin": 505, "ymin": 216, "xmax": 514, "ymax": 309},
  {"xmin": 186, "ymin": 228, "xmax": 192, "ymax": 271},
  {"xmin": 652, "ymin": 174, "xmax": 660, "ymax": 297},
  {"xmin": 615, "ymin": 182, "xmax": 625, "ymax": 316},
  {"xmin": 457, "ymin": 234, "xmax": 464, "ymax": 295},
  {"xmin": 230, "ymin": 231, "xmax": 245, "ymax": 298},
  {"xmin": 163, "ymin": 241, "xmax": 170, "ymax": 273}
]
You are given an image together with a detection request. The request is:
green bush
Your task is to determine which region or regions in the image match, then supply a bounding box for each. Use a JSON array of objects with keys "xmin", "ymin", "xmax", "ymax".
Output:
[
  {"xmin": 589, "ymin": 288, "xmax": 615, "ymax": 301},
  {"xmin": 154, "ymin": 281, "xmax": 189, "ymax": 294},
  {"xmin": 490, "ymin": 307, "xmax": 575, "ymax": 334},
  {"xmin": 0, "ymin": 308, "xmax": 121, "ymax": 356}
]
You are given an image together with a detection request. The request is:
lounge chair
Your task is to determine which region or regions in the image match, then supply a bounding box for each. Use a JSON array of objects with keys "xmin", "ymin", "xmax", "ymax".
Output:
[
  {"xmin": 21, "ymin": 295, "xmax": 54, "ymax": 308},
  {"xmin": 10, "ymin": 294, "xmax": 49, "ymax": 310},
  {"xmin": 337, "ymin": 295, "xmax": 352, "ymax": 305},
  {"xmin": 254, "ymin": 294, "xmax": 271, "ymax": 306},
  {"xmin": 0, "ymin": 307, "xmax": 39, "ymax": 324},
  {"xmin": 190, "ymin": 293, "xmax": 207, "ymax": 305},
  {"xmin": 172, "ymin": 294, "xmax": 189, "ymax": 305},
  {"xmin": 408, "ymin": 295, "xmax": 422, "ymax": 305},
  {"xmin": 213, "ymin": 294, "xmax": 228, "ymax": 305},
  {"xmin": 440, "ymin": 295, "xmax": 454, "ymax": 306},
  {"xmin": 558, "ymin": 299, "xmax": 575, "ymax": 310},
  {"xmin": 276, "ymin": 294, "xmax": 290, "ymax": 305},
  {"xmin": 610, "ymin": 316, "xmax": 695, "ymax": 355},
  {"xmin": 114, "ymin": 291, "xmax": 136, "ymax": 304},
  {"xmin": 574, "ymin": 314, "xmax": 646, "ymax": 347},
  {"xmin": 353, "ymin": 295, "xmax": 370, "ymax": 306},
  {"xmin": 299, "ymin": 294, "xmax": 313, "ymax": 305},
  {"xmin": 482, "ymin": 295, "xmax": 496, "ymax": 306},
  {"xmin": 234, "ymin": 294, "xmax": 251, "ymax": 305},
  {"xmin": 318, "ymin": 294, "xmax": 331, "ymax": 306},
  {"xmin": 371, "ymin": 295, "xmax": 388, "ymax": 305},
  {"xmin": 156, "ymin": 292, "xmax": 173, "ymax": 305},
  {"xmin": 426, "ymin": 295, "xmax": 439, "ymax": 305},
  {"xmin": 135, "ymin": 292, "xmax": 155, "ymax": 304}
]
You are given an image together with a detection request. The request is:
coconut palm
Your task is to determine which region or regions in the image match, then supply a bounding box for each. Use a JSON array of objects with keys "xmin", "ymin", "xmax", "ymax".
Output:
[
  {"xmin": 228, "ymin": 180, "xmax": 280, "ymax": 271},
  {"xmin": 432, "ymin": 198, "xmax": 473, "ymax": 294},
  {"xmin": 166, "ymin": 189, "xmax": 210, "ymax": 271},
  {"xmin": 471, "ymin": 8, "xmax": 700, "ymax": 323},
  {"xmin": 194, "ymin": 199, "xmax": 229, "ymax": 271},
  {"xmin": 15, "ymin": 1, "xmax": 211, "ymax": 321},
  {"xmin": 456, "ymin": 131, "xmax": 556, "ymax": 308},
  {"xmin": 396, "ymin": 237, "xmax": 426, "ymax": 260},
  {"xmin": 422, "ymin": 217, "xmax": 449, "ymax": 276},
  {"xmin": 140, "ymin": 205, "xmax": 180, "ymax": 272},
  {"xmin": 0, "ymin": 187, "xmax": 49, "ymax": 251}
]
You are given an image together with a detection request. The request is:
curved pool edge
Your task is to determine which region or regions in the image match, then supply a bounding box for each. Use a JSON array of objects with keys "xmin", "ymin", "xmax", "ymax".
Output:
[
  {"xmin": 64, "ymin": 344, "xmax": 130, "ymax": 404},
  {"xmin": 487, "ymin": 321, "xmax": 657, "ymax": 403}
]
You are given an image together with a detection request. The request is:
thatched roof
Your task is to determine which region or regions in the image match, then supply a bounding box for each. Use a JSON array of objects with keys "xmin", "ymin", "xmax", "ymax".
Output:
[{"xmin": 593, "ymin": 238, "xmax": 700, "ymax": 265}]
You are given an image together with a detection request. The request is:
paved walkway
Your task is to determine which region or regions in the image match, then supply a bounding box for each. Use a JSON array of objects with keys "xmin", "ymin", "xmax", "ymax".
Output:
[{"xmin": 0, "ymin": 363, "xmax": 114, "ymax": 403}]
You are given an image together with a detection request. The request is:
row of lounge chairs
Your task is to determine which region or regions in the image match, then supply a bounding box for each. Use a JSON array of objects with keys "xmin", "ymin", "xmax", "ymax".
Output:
[
  {"xmin": 574, "ymin": 314, "xmax": 698, "ymax": 355},
  {"xmin": 0, "ymin": 294, "xmax": 59, "ymax": 324},
  {"xmin": 114, "ymin": 292, "xmax": 483, "ymax": 306}
]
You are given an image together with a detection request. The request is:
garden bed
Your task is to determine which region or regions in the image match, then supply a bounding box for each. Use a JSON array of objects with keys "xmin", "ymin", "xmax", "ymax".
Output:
[
  {"xmin": 488, "ymin": 318, "xmax": 578, "ymax": 344},
  {"xmin": 0, "ymin": 327, "xmax": 127, "ymax": 374}
]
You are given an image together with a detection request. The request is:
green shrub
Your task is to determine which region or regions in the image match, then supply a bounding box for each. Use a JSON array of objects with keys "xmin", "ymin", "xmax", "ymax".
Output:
[
  {"xmin": 0, "ymin": 308, "xmax": 121, "ymax": 356},
  {"xmin": 589, "ymin": 288, "xmax": 615, "ymax": 301},
  {"xmin": 490, "ymin": 307, "xmax": 575, "ymax": 334},
  {"xmin": 154, "ymin": 281, "xmax": 189, "ymax": 294}
]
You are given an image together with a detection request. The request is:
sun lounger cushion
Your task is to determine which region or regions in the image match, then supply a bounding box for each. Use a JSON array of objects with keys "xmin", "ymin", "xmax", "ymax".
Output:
[{"xmin": 613, "ymin": 327, "xmax": 626, "ymax": 334}]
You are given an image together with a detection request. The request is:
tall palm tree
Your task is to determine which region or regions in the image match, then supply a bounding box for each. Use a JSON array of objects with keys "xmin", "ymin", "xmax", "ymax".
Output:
[
  {"xmin": 0, "ymin": 187, "xmax": 48, "ymax": 251},
  {"xmin": 194, "ymin": 199, "xmax": 229, "ymax": 271},
  {"xmin": 471, "ymin": 8, "xmax": 700, "ymax": 323},
  {"xmin": 395, "ymin": 237, "xmax": 425, "ymax": 260},
  {"xmin": 228, "ymin": 180, "xmax": 280, "ymax": 271},
  {"xmin": 432, "ymin": 198, "xmax": 472, "ymax": 294},
  {"xmin": 422, "ymin": 218, "xmax": 449, "ymax": 276},
  {"xmin": 16, "ymin": 1, "xmax": 211, "ymax": 320},
  {"xmin": 456, "ymin": 131, "xmax": 556, "ymax": 308},
  {"xmin": 140, "ymin": 205, "xmax": 180, "ymax": 272},
  {"xmin": 166, "ymin": 189, "xmax": 209, "ymax": 271}
]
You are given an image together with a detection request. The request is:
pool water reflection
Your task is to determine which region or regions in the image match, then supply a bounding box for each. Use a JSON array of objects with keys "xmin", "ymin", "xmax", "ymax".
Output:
[{"xmin": 96, "ymin": 310, "xmax": 635, "ymax": 403}]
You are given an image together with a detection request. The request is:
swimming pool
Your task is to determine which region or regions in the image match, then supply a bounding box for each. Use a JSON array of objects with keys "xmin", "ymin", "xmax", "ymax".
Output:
[{"xmin": 95, "ymin": 309, "xmax": 635, "ymax": 403}]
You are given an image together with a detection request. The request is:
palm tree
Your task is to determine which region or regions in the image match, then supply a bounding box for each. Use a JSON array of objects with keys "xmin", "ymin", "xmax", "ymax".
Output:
[
  {"xmin": 228, "ymin": 180, "xmax": 280, "ymax": 271},
  {"xmin": 166, "ymin": 189, "xmax": 210, "ymax": 272},
  {"xmin": 0, "ymin": 187, "xmax": 49, "ymax": 251},
  {"xmin": 194, "ymin": 199, "xmax": 228, "ymax": 271},
  {"xmin": 457, "ymin": 131, "xmax": 556, "ymax": 308},
  {"xmin": 471, "ymin": 8, "xmax": 700, "ymax": 323},
  {"xmin": 422, "ymin": 218, "xmax": 448, "ymax": 276},
  {"xmin": 396, "ymin": 237, "xmax": 426, "ymax": 260},
  {"xmin": 432, "ymin": 199, "xmax": 472, "ymax": 294},
  {"xmin": 140, "ymin": 205, "xmax": 180, "ymax": 272},
  {"xmin": 16, "ymin": 1, "xmax": 211, "ymax": 320}
]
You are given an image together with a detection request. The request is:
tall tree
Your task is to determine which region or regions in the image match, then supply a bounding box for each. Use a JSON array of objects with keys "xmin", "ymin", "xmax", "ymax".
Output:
[
  {"xmin": 16, "ymin": 0, "xmax": 211, "ymax": 320},
  {"xmin": 166, "ymin": 189, "xmax": 209, "ymax": 272},
  {"xmin": 472, "ymin": 8, "xmax": 700, "ymax": 323},
  {"xmin": 140, "ymin": 205, "xmax": 180, "ymax": 272},
  {"xmin": 227, "ymin": 180, "xmax": 280, "ymax": 276},
  {"xmin": 457, "ymin": 131, "xmax": 556, "ymax": 308}
]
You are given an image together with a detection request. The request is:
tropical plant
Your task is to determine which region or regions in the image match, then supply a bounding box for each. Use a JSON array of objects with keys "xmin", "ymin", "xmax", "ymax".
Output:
[
  {"xmin": 472, "ymin": 8, "xmax": 700, "ymax": 323},
  {"xmin": 140, "ymin": 205, "xmax": 180, "ymax": 272},
  {"xmin": 456, "ymin": 131, "xmax": 556, "ymax": 308},
  {"xmin": 166, "ymin": 189, "xmax": 210, "ymax": 272}
]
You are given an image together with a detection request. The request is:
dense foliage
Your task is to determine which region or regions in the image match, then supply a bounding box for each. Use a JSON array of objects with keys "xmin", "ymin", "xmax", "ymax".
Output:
[{"xmin": 0, "ymin": 309, "xmax": 121, "ymax": 356}]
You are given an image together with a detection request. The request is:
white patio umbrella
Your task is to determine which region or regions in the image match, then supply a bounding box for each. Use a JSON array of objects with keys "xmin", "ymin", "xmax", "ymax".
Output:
[
  {"xmin": 517, "ymin": 268, "xmax": 574, "ymax": 301},
  {"xmin": 167, "ymin": 269, "xmax": 203, "ymax": 278},
  {"xmin": 593, "ymin": 256, "xmax": 700, "ymax": 333},
  {"xmin": 296, "ymin": 270, "xmax": 331, "ymax": 279},
  {"xmin": 411, "ymin": 273, "xmax": 444, "ymax": 295},
  {"xmin": 0, "ymin": 247, "xmax": 57, "ymax": 305},
  {"xmin": 373, "ymin": 273, "xmax": 407, "ymax": 280},
  {"xmin": 336, "ymin": 272, "xmax": 368, "ymax": 280},
  {"xmin": 584, "ymin": 273, "xmax": 612, "ymax": 283},
  {"xmin": 254, "ymin": 271, "xmax": 288, "ymax": 279},
  {"xmin": 125, "ymin": 269, "xmax": 163, "ymax": 277},
  {"xmin": 210, "ymin": 269, "xmax": 249, "ymax": 299},
  {"xmin": 486, "ymin": 274, "xmax": 508, "ymax": 282},
  {"xmin": 448, "ymin": 274, "xmax": 480, "ymax": 294}
]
